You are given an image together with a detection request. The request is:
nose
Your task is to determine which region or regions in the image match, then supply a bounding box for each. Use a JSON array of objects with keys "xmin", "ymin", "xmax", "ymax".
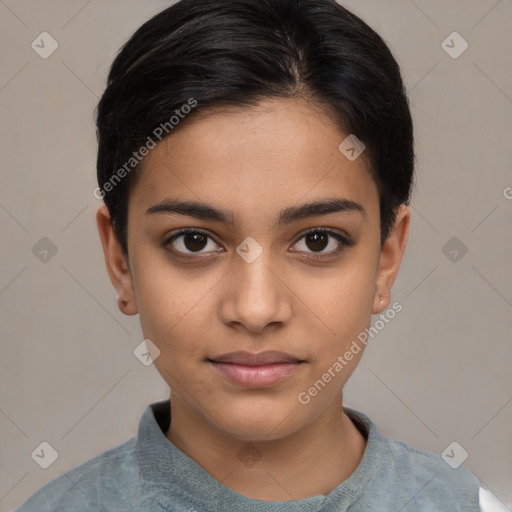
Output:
[{"xmin": 219, "ymin": 247, "xmax": 293, "ymax": 334}]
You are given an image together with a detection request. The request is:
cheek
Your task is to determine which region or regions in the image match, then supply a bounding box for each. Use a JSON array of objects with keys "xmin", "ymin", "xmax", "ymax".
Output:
[
  {"xmin": 131, "ymin": 257, "xmax": 213, "ymax": 365},
  {"xmin": 317, "ymin": 258, "xmax": 377, "ymax": 338},
  {"xmin": 130, "ymin": 255, "xmax": 181, "ymax": 340}
]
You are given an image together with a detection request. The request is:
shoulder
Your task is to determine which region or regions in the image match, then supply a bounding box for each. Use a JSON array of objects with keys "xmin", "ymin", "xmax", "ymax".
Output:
[
  {"xmin": 383, "ymin": 435, "xmax": 481, "ymax": 508},
  {"xmin": 346, "ymin": 408, "xmax": 482, "ymax": 510},
  {"xmin": 385, "ymin": 439, "xmax": 509, "ymax": 511},
  {"xmin": 13, "ymin": 437, "xmax": 147, "ymax": 512},
  {"xmin": 385, "ymin": 435, "xmax": 478, "ymax": 482}
]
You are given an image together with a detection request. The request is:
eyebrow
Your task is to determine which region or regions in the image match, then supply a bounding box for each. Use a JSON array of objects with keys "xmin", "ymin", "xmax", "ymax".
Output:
[{"xmin": 146, "ymin": 197, "xmax": 365, "ymax": 226}]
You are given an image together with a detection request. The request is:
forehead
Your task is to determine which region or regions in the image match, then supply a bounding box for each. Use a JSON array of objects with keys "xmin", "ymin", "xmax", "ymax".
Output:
[{"xmin": 129, "ymin": 97, "xmax": 379, "ymax": 225}]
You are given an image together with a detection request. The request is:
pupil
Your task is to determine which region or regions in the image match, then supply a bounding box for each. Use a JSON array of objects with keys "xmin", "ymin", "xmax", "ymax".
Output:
[
  {"xmin": 185, "ymin": 233, "xmax": 207, "ymax": 252},
  {"xmin": 307, "ymin": 232, "xmax": 328, "ymax": 252}
]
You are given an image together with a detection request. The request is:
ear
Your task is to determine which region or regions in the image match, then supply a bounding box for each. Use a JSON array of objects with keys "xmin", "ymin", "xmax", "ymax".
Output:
[
  {"xmin": 96, "ymin": 205, "xmax": 138, "ymax": 316},
  {"xmin": 372, "ymin": 205, "xmax": 410, "ymax": 314}
]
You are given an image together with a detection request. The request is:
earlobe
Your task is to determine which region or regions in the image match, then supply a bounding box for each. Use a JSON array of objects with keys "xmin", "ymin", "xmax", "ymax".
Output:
[
  {"xmin": 372, "ymin": 205, "xmax": 410, "ymax": 314},
  {"xmin": 96, "ymin": 205, "xmax": 138, "ymax": 316}
]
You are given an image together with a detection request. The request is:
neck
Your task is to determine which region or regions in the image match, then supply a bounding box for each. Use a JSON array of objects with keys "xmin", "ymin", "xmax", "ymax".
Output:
[{"xmin": 166, "ymin": 395, "xmax": 367, "ymax": 501}]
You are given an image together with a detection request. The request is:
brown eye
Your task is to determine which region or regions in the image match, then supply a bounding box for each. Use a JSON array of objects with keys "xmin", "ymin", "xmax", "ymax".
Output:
[
  {"xmin": 304, "ymin": 231, "xmax": 330, "ymax": 252},
  {"xmin": 164, "ymin": 229, "xmax": 222, "ymax": 256},
  {"xmin": 181, "ymin": 232, "xmax": 208, "ymax": 252},
  {"xmin": 291, "ymin": 228, "xmax": 354, "ymax": 258}
]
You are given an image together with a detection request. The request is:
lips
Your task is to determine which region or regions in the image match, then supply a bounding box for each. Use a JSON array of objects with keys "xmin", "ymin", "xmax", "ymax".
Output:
[
  {"xmin": 209, "ymin": 350, "xmax": 302, "ymax": 366},
  {"xmin": 208, "ymin": 350, "xmax": 304, "ymax": 388}
]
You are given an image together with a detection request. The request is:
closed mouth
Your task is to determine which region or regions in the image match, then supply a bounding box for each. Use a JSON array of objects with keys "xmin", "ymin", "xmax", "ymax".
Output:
[{"xmin": 207, "ymin": 350, "xmax": 304, "ymax": 366}]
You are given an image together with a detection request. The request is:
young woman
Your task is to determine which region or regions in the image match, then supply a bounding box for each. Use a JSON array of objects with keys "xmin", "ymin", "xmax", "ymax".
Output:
[{"xmin": 15, "ymin": 1, "xmax": 506, "ymax": 510}]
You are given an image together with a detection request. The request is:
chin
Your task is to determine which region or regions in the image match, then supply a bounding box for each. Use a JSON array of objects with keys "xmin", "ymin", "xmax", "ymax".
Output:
[{"xmin": 211, "ymin": 401, "xmax": 303, "ymax": 442}]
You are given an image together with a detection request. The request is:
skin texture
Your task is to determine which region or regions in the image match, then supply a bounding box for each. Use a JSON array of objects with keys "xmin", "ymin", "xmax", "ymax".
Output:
[{"xmin": 97, "ymin": 97, "xmax": 410, "ymax": 501}]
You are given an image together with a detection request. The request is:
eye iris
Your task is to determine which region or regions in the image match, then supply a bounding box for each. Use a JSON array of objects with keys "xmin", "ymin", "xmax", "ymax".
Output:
[
  {"xmin": 306, "ymin": 232, "xmax": 328, "ymax": 252},
  {"xmin": 184, "ymin": 233, "xmax": 208, "ymax": 252}
]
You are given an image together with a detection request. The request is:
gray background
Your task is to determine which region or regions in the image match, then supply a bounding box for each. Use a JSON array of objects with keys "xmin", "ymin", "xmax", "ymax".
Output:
[{"xmin": 1, "ymin": 0, "xmax": 511, "ymax": 509}]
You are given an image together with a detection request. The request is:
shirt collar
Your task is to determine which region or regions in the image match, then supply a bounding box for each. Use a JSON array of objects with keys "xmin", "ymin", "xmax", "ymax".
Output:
[{"xmin": 136, "ymin": 399, "xmax": 389, "ymax": 511}]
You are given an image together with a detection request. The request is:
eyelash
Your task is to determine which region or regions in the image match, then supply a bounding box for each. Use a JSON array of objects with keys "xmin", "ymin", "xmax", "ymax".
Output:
[{"xmin": 162, "ymin": 228, "xmax": 354, "ymax": 261}]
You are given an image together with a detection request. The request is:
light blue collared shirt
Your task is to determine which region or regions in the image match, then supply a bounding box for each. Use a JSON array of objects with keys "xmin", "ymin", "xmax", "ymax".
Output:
[{"xmin": 13, "ymin": 399, "xmax": 505, "ymax": 511}]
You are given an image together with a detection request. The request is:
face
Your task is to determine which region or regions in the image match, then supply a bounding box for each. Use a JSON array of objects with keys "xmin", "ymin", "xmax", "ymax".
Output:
[{"xmin": 97, "ymin": 97, "xmax": 409, "ymax": 442}]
